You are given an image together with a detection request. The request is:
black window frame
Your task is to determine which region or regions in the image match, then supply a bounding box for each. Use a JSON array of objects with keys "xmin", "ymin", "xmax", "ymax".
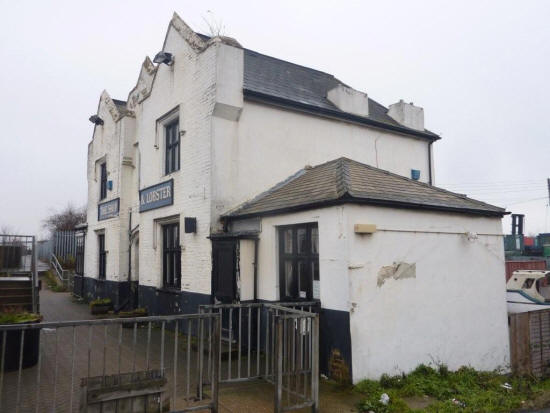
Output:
[
  {"xmin": 75, "ymin": 234, "xmax": 85, "ymax": 276},
  {"xmin": 98, "ymin": 233, "xmax": 106, "ymax": 280},
  {"xmin": 165, "ymin": 120, "xmax": 180, "ymax": 175},
  {"xmin": 278, "ymin": 223, "xmax": 319, "ymax": 302},
  {"xmin": 163, "ymin": 223, "xmax": 181, "ymax": 290},
  {"xmin": 100, "ymin": 162, "xmax": 107, "ymax": 200}
]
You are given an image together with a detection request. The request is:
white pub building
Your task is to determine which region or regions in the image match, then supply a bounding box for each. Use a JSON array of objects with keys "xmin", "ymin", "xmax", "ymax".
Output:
[{"xmin": 79, "ymin": 13, "xmax": 510, "ymax": 381}]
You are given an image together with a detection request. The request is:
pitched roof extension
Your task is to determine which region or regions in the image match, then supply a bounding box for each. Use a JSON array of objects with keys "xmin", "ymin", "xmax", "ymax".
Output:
[{"xmin": 223, "ymin": 158, "xmax": 506, "ymax": 219}]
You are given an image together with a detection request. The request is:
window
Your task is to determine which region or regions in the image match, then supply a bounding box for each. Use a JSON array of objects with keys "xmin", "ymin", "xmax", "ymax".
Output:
[
  {"xmin": 100, "ymin": 162, "xmax": 107, "ymax": 200},
  {"xmin": 75, "ymin": 234, "xmax": 85, "ymax": 276},
  {"xmin": 98, "ymin": 234, "xmax": 106, "ymax": 280},
  {"xmin": 163, "ymin": 223, "xmax": 181, "ymax": 289},
  {"xmin": 278, "ymin": 223, "xmax": 319, "ymax": 301},
  {"xmin": 165, "ymin": 120, "xmax": 180, "ymax": 174}
]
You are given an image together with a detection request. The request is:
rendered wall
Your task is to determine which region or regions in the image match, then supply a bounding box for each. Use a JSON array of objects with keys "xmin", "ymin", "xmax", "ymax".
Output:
[
  {"xmin": 345, "ymin": 204, "xmax": 509, "ymax": 381},
  {"xmin": 212, "ymin": 101, "xmax": 432, "ymax": 227}
]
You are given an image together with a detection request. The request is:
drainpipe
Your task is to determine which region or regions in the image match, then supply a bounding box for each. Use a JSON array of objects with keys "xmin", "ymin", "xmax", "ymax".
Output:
[
  {"xmin": 128, "ymin": 209, "xmax": 133, "ymax": 309},
  {"xmin": 428, "ymin": 142, "xmax": 433, "ymax": 185},
  {"xmin": 253, "ymin": 238, "xmax": 258, "ymax": 301}
]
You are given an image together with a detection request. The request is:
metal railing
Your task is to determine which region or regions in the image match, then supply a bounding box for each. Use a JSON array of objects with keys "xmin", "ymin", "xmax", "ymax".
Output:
[
  {"xmin": 0, "ymin": 234, "xmax": 38, "ymax": 313},
  {"xmin": 0, "ymin": 313, "xmax": 220, "ymax": 412},
  {"xmin": 200, "ymin": 301, "xmax": 319, "ymax": 413},
  {"xmin": 50, "ymin": 253, "xmax": 70, "ymax": 288}
]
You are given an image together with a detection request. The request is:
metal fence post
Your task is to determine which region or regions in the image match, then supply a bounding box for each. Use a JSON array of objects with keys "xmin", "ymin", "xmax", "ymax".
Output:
[
  {"xmin": 31, "ymin": 236, "xmax": 37, "ymax": 313},
  {"xmin": 311, "ymin": 315, "xmax": 319, "ymax": 413},
  {"xmin": 211, "ymin": 315, "xmax": 220, "ymax": 413},
  {"xmin": 274, "ymin": 316, "xmax": 284, "ymax": 413}
]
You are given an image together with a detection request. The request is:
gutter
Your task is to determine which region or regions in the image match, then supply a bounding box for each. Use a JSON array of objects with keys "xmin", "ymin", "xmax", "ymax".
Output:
[
  {"xmin": 222, "ymin": 196, "xmax": 508, "ymax": 223},
  {"xmin": 243, "ymin": 89, "xmax": 441, "ymax": 143}
]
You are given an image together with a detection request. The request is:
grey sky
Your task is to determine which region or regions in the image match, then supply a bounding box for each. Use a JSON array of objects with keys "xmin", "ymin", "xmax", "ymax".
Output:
[{"xmin": 1, "ymin": 0, "xmax": 549, "ymax": 237}]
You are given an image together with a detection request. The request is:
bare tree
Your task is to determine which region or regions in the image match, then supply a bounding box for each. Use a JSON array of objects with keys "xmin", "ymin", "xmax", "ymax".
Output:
[
  {"xmin": 42, "ymin": 203, "xmax": 86, "ymax": 234},
  {"xmin": 202, "ymin": 10, "xmax": 225, "ymax": 37}
]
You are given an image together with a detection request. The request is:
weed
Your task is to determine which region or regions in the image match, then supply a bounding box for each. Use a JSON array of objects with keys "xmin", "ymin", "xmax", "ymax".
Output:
[{"xmin": 356, "ymin": 364, "xmax": 550, "ymax": 412}]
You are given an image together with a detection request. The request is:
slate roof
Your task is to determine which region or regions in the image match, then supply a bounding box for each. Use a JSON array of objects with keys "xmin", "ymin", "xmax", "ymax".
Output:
[
  {"xmin": 196, "ymin": 33, "xmax": 439, "ymax": 141},
  {"xmin": 223, "ymin": 158, "xmax": 506, "ymax": 219},
  {"xmin": 243, "ymin": 50, "xmax": 440, "ymax": 141}
]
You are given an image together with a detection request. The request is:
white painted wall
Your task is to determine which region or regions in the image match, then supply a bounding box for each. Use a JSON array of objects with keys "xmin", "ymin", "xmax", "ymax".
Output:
[
  {"xmin": 345, "ymin": 204, "xmax": 509, "ymax": 381},
  {"xmin": 131, "ymin": 22, "xmax": 217, "ymax": 294},
  {"xmin": 212, "ymin": 101, "xmax": 432, "ymax": 228},
  {"xmin": 84, "ymin": 92, "xmax": 134, "ymax": 283},
  {"xmin": 232, "ymin": 204, "xmax": 509, "ymax": 382},
  {"xmin": 235, "ymin": 207, "xmax": 349, "ymax": 311},
  {"xmin": 238, "ymin": 239, "xmax": 255, "ymax": 301}
]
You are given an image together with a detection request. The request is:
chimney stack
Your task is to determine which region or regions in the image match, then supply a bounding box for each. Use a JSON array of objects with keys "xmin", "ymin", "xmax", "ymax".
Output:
[
  {"xmin": 387, "ymin": 100, "xmax": 424, "ymax": 131},
  {"xmin": 327, "ymin": 84, "xmax": 369, "ymax": 118}
]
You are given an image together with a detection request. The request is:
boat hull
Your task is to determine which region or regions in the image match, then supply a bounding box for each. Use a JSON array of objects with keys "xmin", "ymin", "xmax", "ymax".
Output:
[{"xmin": 507, "ymin": 290, "xmax": 550, "ymax": 313}]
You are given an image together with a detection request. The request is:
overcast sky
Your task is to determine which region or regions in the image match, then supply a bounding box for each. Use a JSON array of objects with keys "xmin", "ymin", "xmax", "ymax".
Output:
[{"xmin": 1, "ymin": 0, "xmax": 549, "ymax": 238}]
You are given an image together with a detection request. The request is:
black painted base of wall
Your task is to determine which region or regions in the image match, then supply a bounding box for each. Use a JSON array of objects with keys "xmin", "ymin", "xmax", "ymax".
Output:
[
  {"xmin": 319, "ymin": 308, "xmax": 352, "ymax": 381},
  {"xmin": 138, "ymin": 285, "xmax": 211, "ymax": 315},
  {"xmin": 73, "ymin": 275, "xmax": 132, "ymax": 310}
]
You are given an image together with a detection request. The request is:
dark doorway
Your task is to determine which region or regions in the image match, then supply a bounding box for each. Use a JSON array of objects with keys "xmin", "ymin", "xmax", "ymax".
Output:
[{"xmin": 212, "ymin": 240, "xmax": 237, "ymax": 303}]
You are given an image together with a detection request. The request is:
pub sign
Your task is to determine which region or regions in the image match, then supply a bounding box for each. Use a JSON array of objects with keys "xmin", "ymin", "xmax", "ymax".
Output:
[
  {"xmin": 98, "ymin": 198, "xmax": 120, "ymax": 221},
  {"xmin": 139, "ymin": 179, "xmax": 174, "ymax": 212}
]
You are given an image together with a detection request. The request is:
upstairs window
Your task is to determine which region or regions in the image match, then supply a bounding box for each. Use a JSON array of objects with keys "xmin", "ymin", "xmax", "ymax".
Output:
[
  {"xmin": 278, "ymin": 223, "xmax": 319, "ymax": 301},
  {"xmin": 163, "ymin": 223, "xmax": 181, "ymax": 289},
  {"xmin": 100, "ymin": 162, "xmax": 107, "ymax": 200},
  {"xmin": 165, "ymin": 120, "xmax": 180, "ymax": 174}
]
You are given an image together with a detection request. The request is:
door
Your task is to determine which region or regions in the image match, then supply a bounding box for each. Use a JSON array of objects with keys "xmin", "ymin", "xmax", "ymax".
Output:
[{"xmin": 212, "ymin": 240, "xmax": 237, "ymax": 303}]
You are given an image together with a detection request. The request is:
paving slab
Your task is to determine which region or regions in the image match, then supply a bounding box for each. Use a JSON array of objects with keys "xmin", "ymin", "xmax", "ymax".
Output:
[{"xmin": 1, "ymin": 285, "xmax": 359, "ymax": 412}]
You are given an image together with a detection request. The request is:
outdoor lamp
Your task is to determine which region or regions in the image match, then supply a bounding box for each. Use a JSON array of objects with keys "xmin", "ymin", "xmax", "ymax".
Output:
[
  {"xmin": 153, "ymin": 51, "xmax": 174, "ymax": 65},
  {"xmin": 89, "ymin": 115, "xmax": 104, "ymax": 125}
]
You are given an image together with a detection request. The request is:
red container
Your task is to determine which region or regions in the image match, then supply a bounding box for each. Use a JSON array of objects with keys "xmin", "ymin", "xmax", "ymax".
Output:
[
  {"xmin": 506, "ymin": 260, "xmax": 547, "ymax": 281},
  {"xmin": 524, "ymin": 237, "xmax": 535, "ymax": 247}
]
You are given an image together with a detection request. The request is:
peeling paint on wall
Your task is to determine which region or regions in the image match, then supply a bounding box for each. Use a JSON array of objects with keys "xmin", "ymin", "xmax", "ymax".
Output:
[{"xmin": 377, "ymin": 261, "xmax": 416, "ymax": 287}]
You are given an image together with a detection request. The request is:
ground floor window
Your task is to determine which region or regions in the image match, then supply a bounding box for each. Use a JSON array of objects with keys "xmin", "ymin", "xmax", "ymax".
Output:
[
  {"xmin": 75, "ymin": 234, "xmax": 85, "ymax": 276},
  {"xmin": 163, "ymin": 223, "xmax": 181, "ymax": 289},
  {"xmin": 98, "ymin": 233, "xmax": 106, "ymax": 280},
  {"xmin": 278, "ymin": 223, "xmax": 319, "ymax": 301}
]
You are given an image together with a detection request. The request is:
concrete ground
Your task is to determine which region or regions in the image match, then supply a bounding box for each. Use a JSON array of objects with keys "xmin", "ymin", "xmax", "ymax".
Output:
[{"xmin": 0, "ymin": 284, "xmax": 359, "ymax": 412}]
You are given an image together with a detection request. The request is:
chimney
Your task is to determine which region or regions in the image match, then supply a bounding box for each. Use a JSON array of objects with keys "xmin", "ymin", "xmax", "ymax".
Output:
[
  {"xmin": 387, "ymin": 100, "xmax": 424, "ymax": 131},
  {"xmin": 327, "ymin": 84, "xmax": 369, "ymax": 117}
]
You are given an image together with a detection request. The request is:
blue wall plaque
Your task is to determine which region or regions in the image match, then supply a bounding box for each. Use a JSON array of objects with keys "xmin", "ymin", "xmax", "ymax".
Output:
[
  {"xmin": 98, "ymin": 198, "xmax": 120, "ymax": 221},
  {"xmin": 139, "ymin": 179, "xmax": 174, "ymax": 212}
]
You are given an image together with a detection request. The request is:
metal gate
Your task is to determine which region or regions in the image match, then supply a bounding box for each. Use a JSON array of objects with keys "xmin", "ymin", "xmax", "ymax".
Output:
[
  {"xmin": 0, "ymin": 234, "xmax": 39, "ymax": 313},
  {"xmin": 0, "ymin": 313, "xmax": 220, "ymax": 412},
  {"xmin": 200, "ymin": 302, "xmax": 320, "ymax": 413}
]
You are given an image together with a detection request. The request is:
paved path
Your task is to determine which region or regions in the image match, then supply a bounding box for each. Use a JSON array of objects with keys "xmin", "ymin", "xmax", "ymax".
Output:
[{"xmin": 1, "ymin": 285, "xmax": 359, "ymax": 412}]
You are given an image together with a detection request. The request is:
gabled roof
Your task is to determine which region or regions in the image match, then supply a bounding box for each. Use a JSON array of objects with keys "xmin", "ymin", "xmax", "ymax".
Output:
[
  {"xmin": 223, "ymin": 158, "xmax": 506, "ymax": 219},
  {"xmin": 195, "ymin": 32, "xmax": 440, "ymax": 141},
  {"xmin": 243, "ymin": 50, "xmax": 439, "ymax": 141}
]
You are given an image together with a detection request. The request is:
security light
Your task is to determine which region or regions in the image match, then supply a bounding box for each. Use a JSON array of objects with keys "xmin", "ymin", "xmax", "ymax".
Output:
[
  {"xmin": 153, "ymin": 51, "xmax": 174, "ymax": 65},
  {"xmin": 89, "ymin": 115, "xmax": 104, "ymax": 125}
]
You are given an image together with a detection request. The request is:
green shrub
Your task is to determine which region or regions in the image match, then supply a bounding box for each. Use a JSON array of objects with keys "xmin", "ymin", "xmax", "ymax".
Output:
[
  {"xmin": 90, "ymin": 298, "xmax": 112, "ymax": 307},
  {"xmin": 0, "ymin": 310, "xmax": 42, "ymax": 324}
]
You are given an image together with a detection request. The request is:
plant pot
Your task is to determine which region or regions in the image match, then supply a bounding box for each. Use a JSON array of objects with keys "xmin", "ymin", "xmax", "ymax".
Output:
[
  {"xmin": 120, "ymin": 309, "xmax": 149, "ymax": 328},
  {"xmin": 90, "ymin": 304, "xmax": 112, "ymax": 315},
  {"xmin": 0, "ymin": 320, "xmax": 41, "ymax": 372}
]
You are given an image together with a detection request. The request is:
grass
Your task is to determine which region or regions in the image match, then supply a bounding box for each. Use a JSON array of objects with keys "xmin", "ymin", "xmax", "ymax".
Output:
[
  {"xmin": 44, "ymin": 270, "xmax": 67, "ymax": 292},
  {"xmin": 355, "ymin": 364, "xmax": 550, "ymax": 412}
]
